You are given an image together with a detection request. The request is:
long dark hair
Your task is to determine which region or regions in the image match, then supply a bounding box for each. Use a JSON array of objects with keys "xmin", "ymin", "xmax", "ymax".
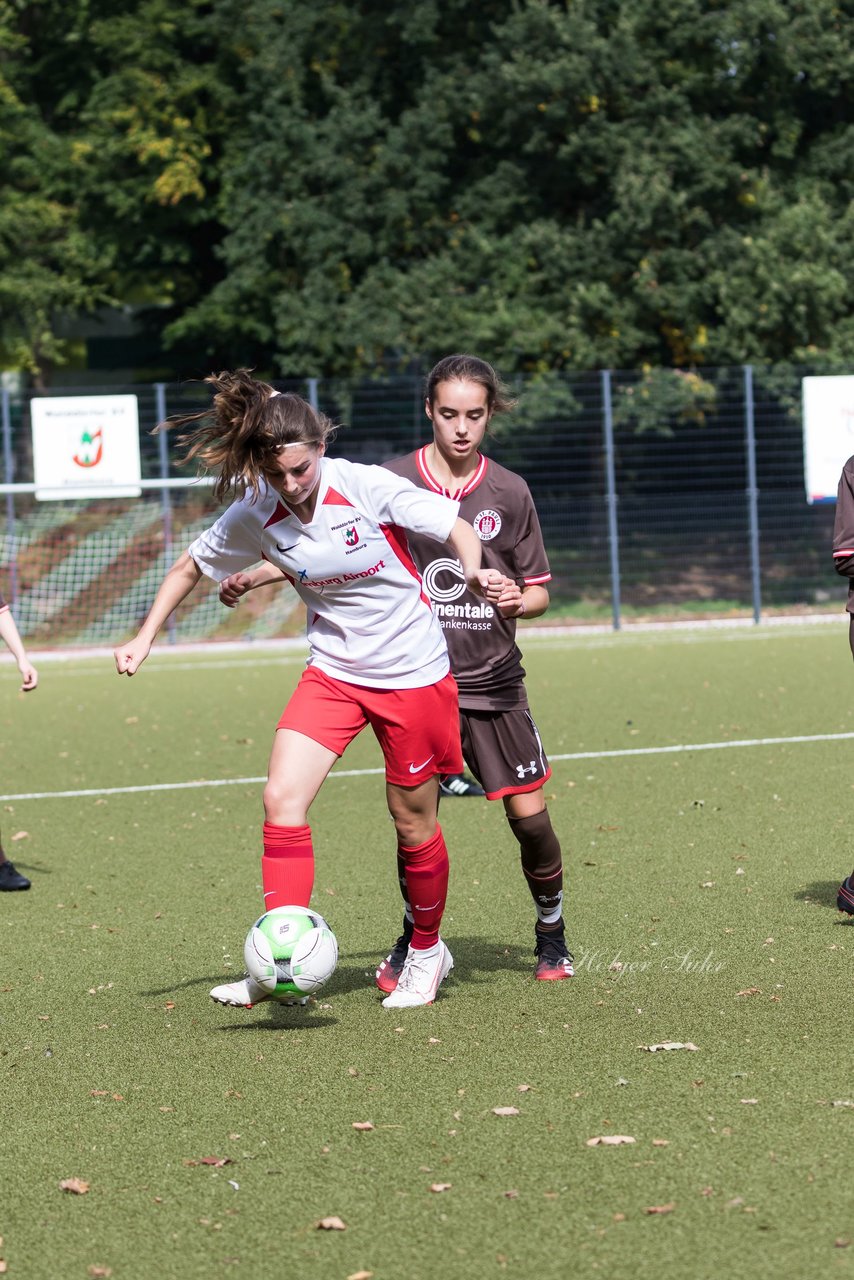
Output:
[
  {"xmin": 157, "ymin": 370, "xmax": 336, "ymax": 502},
  {"xmin": 425, "ymin": 354, "xmax": 517, "ymax": 415}
]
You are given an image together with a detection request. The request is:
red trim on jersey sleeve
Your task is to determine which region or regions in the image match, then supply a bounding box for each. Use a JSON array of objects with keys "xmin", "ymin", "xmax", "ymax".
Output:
[
  {"xmin": 834, "ymin": 549, "xmax": 854, "ymax": 557},
  {"xmin": 380, "ymin": 523, "xmax": 432, "ymax": 607},
  {"xmin": 523, "ymin": 572, "xmax": 552, "ymax": 585},
  {"xmin": 322, "ymin": 487, "xmax": 352, "ymax": 507},
  {"xmin": 263, "ymin": 501, "xmax": 291, "ymax": 529}
]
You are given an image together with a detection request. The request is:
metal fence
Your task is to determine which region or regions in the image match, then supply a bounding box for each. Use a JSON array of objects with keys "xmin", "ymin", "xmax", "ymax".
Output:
[{"xmin": 0, "ymin": 364, "xmax": 846, "ymax": 647}]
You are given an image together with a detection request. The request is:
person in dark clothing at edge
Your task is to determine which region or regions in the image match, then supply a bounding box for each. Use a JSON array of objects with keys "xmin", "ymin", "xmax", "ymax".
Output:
[{"xmin": 831, "ymin": 453, "xmax": 854, "ymax": 914}]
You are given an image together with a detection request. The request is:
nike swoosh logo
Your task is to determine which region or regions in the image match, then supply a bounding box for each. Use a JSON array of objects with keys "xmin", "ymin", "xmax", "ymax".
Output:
[
  {"xmin": 277, "ymin": 542, "xmax": 299, "ymax": 553},
  {"xmin": 409, "ymin": 756, "xmax": 435, "ymax": 773}
]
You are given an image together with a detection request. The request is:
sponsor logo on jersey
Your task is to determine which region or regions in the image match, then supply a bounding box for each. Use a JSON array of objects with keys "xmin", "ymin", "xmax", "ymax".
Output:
[
  {"xmin": 298, "ymin": 559, "xmax": 386, "ymax": 589},
  {"xmin": 473, "ymin": 509, "xmax": 501, "ymax": 541},
  {"xmin": 343, "ymin": 525, "xmax": 359, "ymax": 546},
  {"xmin": 421, "ymin": 557, "xmax": 495, "ymax": 620}
]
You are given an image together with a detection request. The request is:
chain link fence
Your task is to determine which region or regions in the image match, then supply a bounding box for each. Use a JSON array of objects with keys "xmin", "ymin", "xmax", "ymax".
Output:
[{"xmin": 0, "ymin": 365, "xmax": 846, "ymax": 647}]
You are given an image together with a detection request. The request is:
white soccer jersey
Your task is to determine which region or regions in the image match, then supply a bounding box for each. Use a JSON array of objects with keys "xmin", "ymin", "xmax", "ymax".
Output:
[{"xmin": 188, "ymin": 456, "xmax": 459, "ymax": 688}]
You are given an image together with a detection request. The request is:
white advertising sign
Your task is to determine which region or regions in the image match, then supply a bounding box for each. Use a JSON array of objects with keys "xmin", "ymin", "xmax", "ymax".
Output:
[
  {"xmin": 31, "ymin": 395, "xmax": 142, "ymax": 500},
  {"xmin": 802, "ymin": 375, "xmax": 854, "ymax": 504}
]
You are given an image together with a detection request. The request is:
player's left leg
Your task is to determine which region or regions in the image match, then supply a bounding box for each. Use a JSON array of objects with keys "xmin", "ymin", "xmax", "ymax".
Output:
[
  {"xmin": 460, "ymin": 708, "xmax": 573, "ymax": 980},
  {"xmin": 505, "ymin": 792, "xmax": 573, "ymax": 980},
  {"xmin": 382, "ymin": 780, "xmax": 454, "ymax": 1008},
  {"xmin": 367, "ymin": 674, "xmax": 462, "ymax": 1006}
]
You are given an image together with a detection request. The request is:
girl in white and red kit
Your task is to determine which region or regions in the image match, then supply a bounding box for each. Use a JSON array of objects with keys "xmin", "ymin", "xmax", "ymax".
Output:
[{"xmin": 114, "ymin": 370, "xmax": 502, "ymax": 1009}]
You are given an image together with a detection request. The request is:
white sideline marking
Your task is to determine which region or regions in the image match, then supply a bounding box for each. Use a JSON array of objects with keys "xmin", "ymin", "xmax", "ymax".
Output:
[{"xmin": 4, "ymin": 729, "xmax": 854, "ymax": 803}]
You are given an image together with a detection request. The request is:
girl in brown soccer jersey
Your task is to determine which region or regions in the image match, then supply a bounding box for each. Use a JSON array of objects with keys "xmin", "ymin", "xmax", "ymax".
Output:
[
  {"xmin": 377, "ymin": 354, "xmax": 573, "ymax": 984},
  {"xmin": 0, "ymin": 586, "xmax": 38, "ymax": 890}
]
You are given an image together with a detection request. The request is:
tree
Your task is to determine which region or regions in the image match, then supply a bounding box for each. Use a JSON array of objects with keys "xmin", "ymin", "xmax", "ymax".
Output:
[{"xmin": 3, "ymin": 0, "xmax": 854, "ymax": 381}]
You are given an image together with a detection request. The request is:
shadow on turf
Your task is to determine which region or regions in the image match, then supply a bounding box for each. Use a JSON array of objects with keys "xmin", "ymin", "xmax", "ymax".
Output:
[
  {"xmin": 795, "ymin": 879, "xmax": 854, "ymax": 920},
  {"xmin": 218, "ymin": 1008, "xmax": 338, "ymax": 1032},
  {"xmin": 139, "ymin": 937, "xmax": 533, "ymax": 1020}
]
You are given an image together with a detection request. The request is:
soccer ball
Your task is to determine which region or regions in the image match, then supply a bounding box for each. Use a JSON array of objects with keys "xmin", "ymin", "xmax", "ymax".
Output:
[{"xmin": 244, "ymin": 905, "xmax": 338, "ymax": 1001}]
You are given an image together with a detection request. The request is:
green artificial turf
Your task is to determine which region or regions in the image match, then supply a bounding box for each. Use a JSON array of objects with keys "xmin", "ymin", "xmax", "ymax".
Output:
[{"xmin": 3, "ymin": 623, "xmax": 854, "ymax": 1280}]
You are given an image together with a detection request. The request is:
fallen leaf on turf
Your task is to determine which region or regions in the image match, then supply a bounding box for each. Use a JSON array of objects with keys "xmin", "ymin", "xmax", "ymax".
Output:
[
  {"xmin": 0, "ymin": 1262, "xmax": 7, "ymax": 1274},
  {"xmin": 736, "ymin": 988, "xmax": 761, "ymax": 997},
  {"xmin": 60, "ymin": 1178, "xmax": 90, "ymax": 1194},
  {"xmin": 87, "ymin": 1267, "xmax": 112, "ymax": 1278},
  {"xmin": 645, "ymin": 1202, "xmax": 675, "ymax": 1215},
  {"xmin": 316, "ymin": 1217, "xmax": 346, "ymax": 1231},
  {"xmin": 725, "ymin": 1197, "xmax": 744, "ymax": 1209},
  {"xmin": 504, "ymin": 1190, "xmax": 520, "ymax": 1199},
  {"xmin": 835, "ymin": 1239, "xmax": 851, "ymax": 1248},
  {"xmin": 430, "ymin": 1183, "xmax": 452, "ymax": 1193},
  {"xmin": 492, "ymin": 1107, "xmax": 520, "ymax": 1117},
  {"xmin": 640, "ymin": 1042, "xmax": 699, "ymax": 1053},
  {"xmin": 347, "ymin": 1272, "xmax": 374, "ymax": 1280},
  {"xmin": 831, "ymin": 1100, "xmax": 854, "ymax": 1108},
  {"xmin": 652, "ymin": 1139, "xmax": 670, "ymax": 1146},
  {"xmin": 428, "ymin": 1037, "xmax": 440, "ymax": 1044},
  {"xmin": 347, "ymin": 1067, "xmax": 359, "ymax": 1077},
  {"xmin": 517, "ymin": 1084, "xmax": 533, "ymax": 1093},
  {"xmin": 613, "ymin": 1212, "xmax": 626, "ymax": 1222},
  {"xmin": 352, "ymin": 1122, "xmax": 374, "ymax": 1131},
  {"xmin": 740, "ymin": 1099, "xmax": 759, "ymax": 1105},
  {"xmin": 700, "ymin": 1186, "xmax": 714, "ymax": 1197},
  {"xmin": 10, "ymin": 831, "xmax": 28, "ymax": 841},
  {"xmin": 586, "ymin": 1135, "xmax": 636, "ymax": 1146}
]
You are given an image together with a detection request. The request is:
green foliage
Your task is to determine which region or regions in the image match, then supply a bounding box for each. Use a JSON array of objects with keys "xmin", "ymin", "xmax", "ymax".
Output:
[
  {"xmin": 2, "ymin": 0, "xmax": 854, "ymax": 381},
  {"xmin": 0, "ymin": 2, "xmax": 111, "ymax": 382},
  {"xmin": 614, "ymin": 368, "xmax": 718, "ymax": 437}
]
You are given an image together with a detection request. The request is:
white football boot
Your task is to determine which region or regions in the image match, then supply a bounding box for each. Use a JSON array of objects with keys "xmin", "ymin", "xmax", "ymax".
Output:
[
  {"xmin": 209, "ymin": 974, "xmax": 307, "ymax": 1008},
  {"xmin": 381, "ymin": 940, "xmax": 453, "ymax": 1009}
]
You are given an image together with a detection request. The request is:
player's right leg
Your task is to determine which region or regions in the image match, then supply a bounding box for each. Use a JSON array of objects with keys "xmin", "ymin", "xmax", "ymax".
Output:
[{"xmin": 210, "ymin": 685, "xmax": 348, "ymax": 1009}]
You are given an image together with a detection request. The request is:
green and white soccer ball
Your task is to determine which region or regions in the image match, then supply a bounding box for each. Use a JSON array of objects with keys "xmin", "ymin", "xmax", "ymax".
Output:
[{"xmin": 244, "ymin": 905, "xmax": 338, "ymax": 1001}]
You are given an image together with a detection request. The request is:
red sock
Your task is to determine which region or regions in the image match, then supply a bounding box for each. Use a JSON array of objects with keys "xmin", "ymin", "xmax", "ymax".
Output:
[
  {"xmin": 261, "ymin": 822, "xmax": 314, "ymax": 911},
  {"xmin": 400, "ymin": 826, "xmax": 449, "ymax": 950}
]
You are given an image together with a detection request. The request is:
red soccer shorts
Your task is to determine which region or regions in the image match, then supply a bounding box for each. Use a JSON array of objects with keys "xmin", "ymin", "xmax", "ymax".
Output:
[{"xmin": 277, "ymin": 666, "xmax": 463, "ymax": 786}]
